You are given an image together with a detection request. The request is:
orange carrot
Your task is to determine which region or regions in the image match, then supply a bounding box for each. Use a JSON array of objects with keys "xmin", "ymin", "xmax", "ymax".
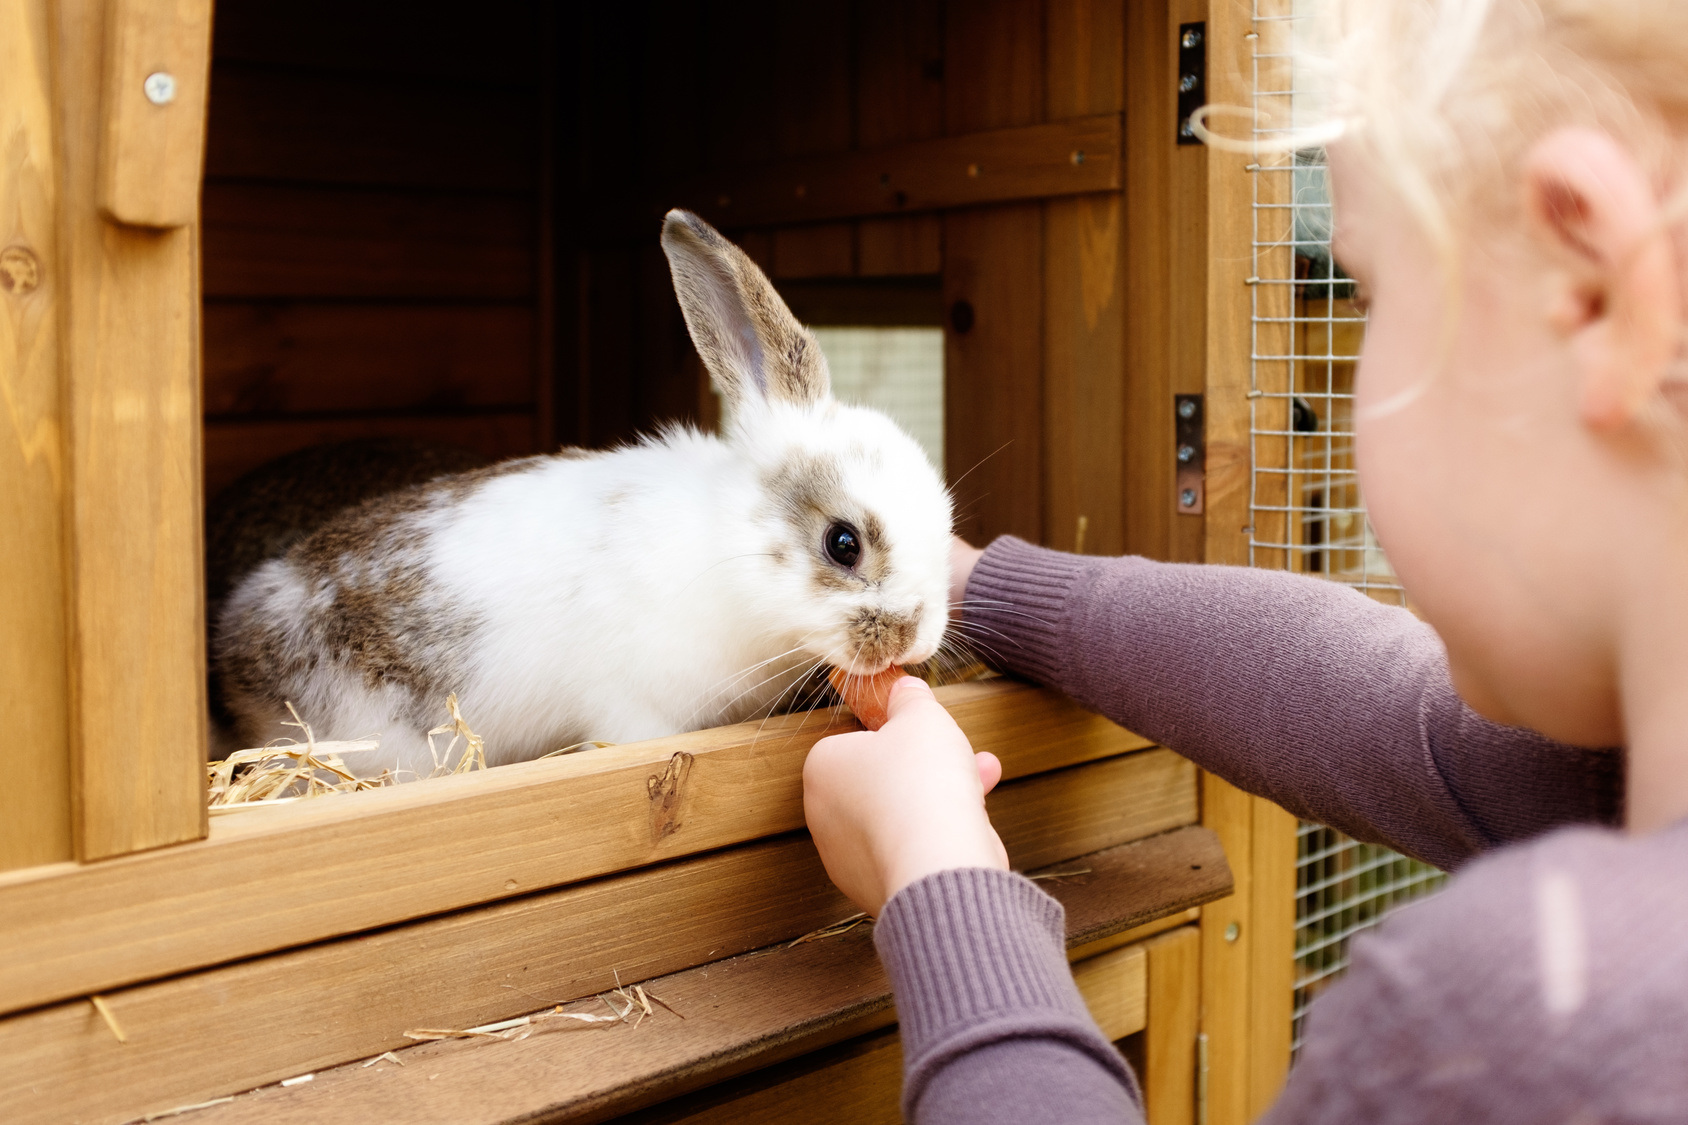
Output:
[{"xmin": 827, "ymin": 665, "xmax": 911, "ymax": 731}]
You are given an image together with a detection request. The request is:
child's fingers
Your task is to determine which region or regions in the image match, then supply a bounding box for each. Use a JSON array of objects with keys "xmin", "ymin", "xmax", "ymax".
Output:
[{"xmin": 975, "ymin": 750, "xmax": 1003, "ymax": 795}]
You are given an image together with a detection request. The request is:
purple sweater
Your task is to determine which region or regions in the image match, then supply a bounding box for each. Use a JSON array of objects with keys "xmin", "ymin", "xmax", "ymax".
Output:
[{"xmin": 872, "ymin": 538, "xmax": 1672, "ymax": 1125}]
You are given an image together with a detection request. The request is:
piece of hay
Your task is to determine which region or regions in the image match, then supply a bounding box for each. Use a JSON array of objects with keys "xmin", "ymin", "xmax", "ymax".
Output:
[
  {"xmin": 403, "ymin": 977, "xmax": 673, "ymax": 1044},
  {"xmin": 209, "ymin": 696, "xmax": 489, "ymax": 812},
  {"xmin": 90, "ymin": 995, "xmax": 127, "ymax": 1043},
  {"xmin": 141, "ymin": 1096, "xmax": 236, "ymax": 1122},
  {"xmin": 1028, "ymin": 867, "xmax": 1093, "ymax": 883},
  {"xmin": 788, "ymin": 912, "xmax": 872, "ymax": 947}
]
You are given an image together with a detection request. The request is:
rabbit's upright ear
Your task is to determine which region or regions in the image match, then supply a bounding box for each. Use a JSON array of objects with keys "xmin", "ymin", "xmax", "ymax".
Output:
[{"xmin": 660, "ymin": 210, "xmax": 831, "ymax": 413}]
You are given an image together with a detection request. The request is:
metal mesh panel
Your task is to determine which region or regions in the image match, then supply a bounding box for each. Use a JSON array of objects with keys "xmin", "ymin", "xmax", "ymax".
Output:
[{"xmin": 1248, "ymin": 0, "xmax": 1447, "ymax": 1061}]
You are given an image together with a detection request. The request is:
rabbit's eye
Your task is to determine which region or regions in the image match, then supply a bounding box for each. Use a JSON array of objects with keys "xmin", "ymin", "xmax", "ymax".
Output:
[{"xmin": 823, "ymin": 522, "xmax": 861, "ymax": 568}]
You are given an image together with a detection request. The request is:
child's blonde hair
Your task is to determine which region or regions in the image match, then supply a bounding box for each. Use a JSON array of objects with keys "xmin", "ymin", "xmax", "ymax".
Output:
[{"xmin": 1322, "ymin": 0, "xmax": 1688, "ymax": 254}]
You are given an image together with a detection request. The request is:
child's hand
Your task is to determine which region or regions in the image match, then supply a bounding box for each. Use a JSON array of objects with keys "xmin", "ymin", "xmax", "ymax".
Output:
[{"xmin": 803, "ymin": 676, "xmax": 1008, "ymax": 916}]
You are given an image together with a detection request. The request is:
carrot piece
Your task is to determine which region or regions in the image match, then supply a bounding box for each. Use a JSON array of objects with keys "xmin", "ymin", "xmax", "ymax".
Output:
[{"xmin": 827, "ymin": 665, "xmax": 911, "ymax": 731}]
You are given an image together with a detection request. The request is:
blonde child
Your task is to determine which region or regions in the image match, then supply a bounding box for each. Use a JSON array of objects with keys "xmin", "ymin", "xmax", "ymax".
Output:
[{"xmin": 801, "ymin": 2, "xmax": 1688, "ymax": 1121}]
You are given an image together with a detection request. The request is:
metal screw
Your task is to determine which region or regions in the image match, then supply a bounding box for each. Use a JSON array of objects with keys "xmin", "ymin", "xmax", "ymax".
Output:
[
  {"xmin": 1224, "ymin": 921, "xmax": 1241, "ymax": 942},
  {"xmin": 143, "ymin": 71, "xmax": 176, "ymax": 106},
  {"xmin": 1177, "ymin": 444, "xmax": 1196, "ymax": 463},
  {"xmin": 1178, "ymin": 399, "xmax": 1198, "ymax": 419},
  {"xmin": 1180, "ymin": 119, "xmax": 1195, "ymax": 138},
  {"xmin": 1180, "ymin": 73, "xmax": 1198, "ymax": 93},
  {"xmin": 1182, "ymin": 28, "xmax": 1203, "ymax": 49},
  {"xmin": 1180, "ymin": 488, "xmax": 1198, "ymax": 507},
  {"xmin": 1070, "ymin": 150, "xmax": 1085, "ymax": 166}
]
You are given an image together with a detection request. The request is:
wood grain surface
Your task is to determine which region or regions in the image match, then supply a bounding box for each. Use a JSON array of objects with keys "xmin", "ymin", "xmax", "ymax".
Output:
[
  {"xmin": 0, "ymin": 0, "xmax": 73, "ymax": 871},
  {"xmin": 57, "ymin": 0, "xmax": 209, "ymax": 861},
  {"xmin": 159, "ymin": 830, "xmax": 1226, "ymax": 1125},
  {"xmin": 0, "ymin": 790, "xmax": 1218, "ymax": 1125},
  {"xmin": 0, "ymin": 681, "xmax": 1154, "ymax": 1017}
]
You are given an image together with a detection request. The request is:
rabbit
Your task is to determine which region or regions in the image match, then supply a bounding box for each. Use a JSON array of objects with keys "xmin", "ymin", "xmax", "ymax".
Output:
[{"xmin": 212, "ymin": 209, "xmax": 955, "ymax": 780}]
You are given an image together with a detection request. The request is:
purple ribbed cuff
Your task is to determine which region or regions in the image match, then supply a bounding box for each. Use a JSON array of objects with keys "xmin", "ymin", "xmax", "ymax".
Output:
[
  {"xmin": 962, "ymin": 536, "xmax": 1101, "ymax": 688},
  {"xmin": 875, "ymin": 867, "xmax": 1138, "ymax": 1119}
]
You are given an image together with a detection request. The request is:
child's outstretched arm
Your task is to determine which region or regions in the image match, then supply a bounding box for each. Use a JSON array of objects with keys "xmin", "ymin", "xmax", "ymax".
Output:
[
  {"xmin": 958, "ymin": 537, "xmax": 1621, "ymax": 870},
  {"xmin": 805, "ymin": 677, "xmax": 1144, "ymax": 1125}
]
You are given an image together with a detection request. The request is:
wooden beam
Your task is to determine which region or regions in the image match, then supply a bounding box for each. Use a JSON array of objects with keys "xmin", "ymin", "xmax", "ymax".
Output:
[
  {"xmin": 669, "ymin": 115, "xmax": 1121, "ymax": 230},
  {"xmin": 97, "ymin": 0, "xmax": 214, "ymax": 228},
  {"xmin": 1141, "ymin": 925, "xmax": 1202, "ymax": 1125},
  {"xmin": 56, "ymin": 0, "xmax": 208, "ymax": 861},
  {"xmin": 0, "ymin": 793, "xmax": 1220, "ymax": 1125},
  {"xmin": 0, "ymin": 680, "xmax": 1153, "ymax": 1017},
  {"xmin": 171, "ymin": 832, "xmax": 1222, "ymax": 1125},
  {"xmin": 0, "ymin": 0, "xmax": 73, "ymax": 872}
]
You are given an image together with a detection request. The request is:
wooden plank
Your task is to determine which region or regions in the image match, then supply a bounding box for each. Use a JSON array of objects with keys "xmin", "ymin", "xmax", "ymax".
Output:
[
  {"xmin": 857, "ymin": 215, "xmax": 942, "ymax": 276},
  {"xmin": 854, "ymin": 0, "xmax": 945, "ymax": 148},
  {"xmin": 203, "ymin": 64, "xmax": 537, "ymax": 192},
  {"xmin": 1045, "ymin": 0, "xmax": 1126, "ymax": 122},
  {"xmin": 1201, "ymin": 0, "xmax": 1255, "ymax": 570},
  {"xmin": 674, "ymin": 116, "xmax": 1121, "ymax": 230},
  {"xmin": 1200, "ymin": 773, "xmax": 1255, "ymax": 1125},
  {"xmin": 0, "ymin": 0, "xmax": 72, "ymax": 871},
  {"xmin": 945, "ymin": 0, "xmax": 1045, "ymax": 134},
  {"xmin": 1042, "ymin": 0, "xmax": 1126, "ymax": 555},
  {"xmin": 55, "ymin": 0, "xmax": 208, "ymax": 861},
  {"xmin": 771, "ymin": 223, "xmax": 856, "ymax": 280},
  {"xmin": 1073, "ymin": 942, "xmax": 1149, "ymax": 1041},
  {"xmin": 202, "ymin": 303, "xmax": 536, "ymax": 417},
  {"xmin": 179, "ymin": 830, "xmax": 1222, "ymax": 1125},
  {"xmin": 629, "ymin": 1028, "xmax": 905, "ymax": 1125},
  {"xmin": 775, "ymin": 1, "xmax": 853, "ymax": 157},
  {"xmin": 209, "ymin": 0, "xmax": 544, "ymax": 87},
  {"xmin": 0, "ymin": 680, "xmax": 1155, "ymax": 1016},
  {"xmin": 1142, "ymin": 925, "xmax": 1201, "ymax": 1125},
  {"xmin": 202, "ymin": 411, "xmax": 538, "ymax": 499},
  {"xmin": 1168, "ymin": 0, "xmax": 1211, "ymax": 567},
  {"xmin": 0, "ymin": 792, "xmax": 1218, "ymax": 1125},
  {"xmin": 944, "ymin": 204, "xmax": 1044, "ymax": 543},
  {"xmin": 1043, "ymin": 194, "xmax": 1125, "ymax": 555},
  {"xmin": 1248, "ymin": 798, "xmax": 1297, "ymax": 1117},
  {"xmin": 201, "ymin": 182, "xmax": 535, "ymax": 300},
  {"xmin": 97, "ymin": 0, "xmax": 213, "ymax": 228}
]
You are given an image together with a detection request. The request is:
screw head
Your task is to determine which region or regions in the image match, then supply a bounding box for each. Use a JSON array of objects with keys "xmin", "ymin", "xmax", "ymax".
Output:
[
  {"xmin": 143, "ymin": 71, "xmax": 177, "ymax": 106},
  {"xmin": 1180, "ymin": 119, "xmax": 1196, "ymax": 138},
  {"xmin": 1178, "ymin": 399, "xmax": 1198, "ymax": 419},
  {"xmin": 1180, "ymin": 73, "xmax": 1198, "ymax": 93},
  {"xmin": 1224, "ymin": 921, "xmax": 1240, "ymax": 942},
  {"xmin": 1182, "ymin": 28, "xmax": 1203, "ymax": 49},
  {"xmin": 1180, "ymin": 488, "xmax": 1198, "ymax": 507},
  {"xmin": 1177, "ymin": 444, "xmax": 1196, "ymax": 463}
]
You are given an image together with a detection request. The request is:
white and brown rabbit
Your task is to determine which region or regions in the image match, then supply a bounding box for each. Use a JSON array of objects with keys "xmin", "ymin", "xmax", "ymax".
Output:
[{"xmin": 213, "ymin": 210, "xmax": 954, "ymax": 778}]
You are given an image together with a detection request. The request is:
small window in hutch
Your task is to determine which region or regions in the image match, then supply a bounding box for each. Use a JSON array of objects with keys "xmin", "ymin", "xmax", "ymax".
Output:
[{"xmin": 811, "ymin": 326, "xmax": 944, "ymax": 471}]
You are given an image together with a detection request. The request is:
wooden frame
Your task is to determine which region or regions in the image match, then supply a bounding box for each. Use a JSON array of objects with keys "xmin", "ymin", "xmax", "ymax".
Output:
[{"xmin": 2, "ymin": 1, "xmax": 1302, "ymax": 1120}]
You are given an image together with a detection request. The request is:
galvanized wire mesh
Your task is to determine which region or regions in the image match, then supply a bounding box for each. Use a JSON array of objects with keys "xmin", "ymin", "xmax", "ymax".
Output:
[{"xmin": 1249, "ymin": 1, "xmax": 1447, "ymax": 1062}]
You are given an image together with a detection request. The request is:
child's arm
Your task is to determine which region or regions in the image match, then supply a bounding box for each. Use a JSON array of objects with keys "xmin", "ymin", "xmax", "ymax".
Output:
[
  {"xmin": 804, "ymin": 678, "xmax": 1144, "ymax": 1124},
  {"xmin": 961, "ymin": 537, "xmax": 1621, "ymax": 870}
]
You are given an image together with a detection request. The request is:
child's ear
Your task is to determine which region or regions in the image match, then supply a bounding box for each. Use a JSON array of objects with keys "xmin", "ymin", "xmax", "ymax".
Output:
[{"xmin": 1523, "ymin": 127, "xmax": 1681, "ymax": 431}]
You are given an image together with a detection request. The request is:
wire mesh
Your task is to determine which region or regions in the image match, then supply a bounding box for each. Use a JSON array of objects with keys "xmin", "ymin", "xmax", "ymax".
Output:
[{"xmin": 1249, "ymin": 0, "xmax": 1447, "ymax": 1062}]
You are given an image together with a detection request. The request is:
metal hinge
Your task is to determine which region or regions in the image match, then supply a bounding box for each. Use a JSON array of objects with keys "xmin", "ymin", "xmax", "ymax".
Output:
[
  {"xmin": 1176, "ymin": 393, "xmax": 1205, "ymax": 514},
  {"xmin": 1177, "ymin": 22, "xmax": 1207, "ymax": 145}
]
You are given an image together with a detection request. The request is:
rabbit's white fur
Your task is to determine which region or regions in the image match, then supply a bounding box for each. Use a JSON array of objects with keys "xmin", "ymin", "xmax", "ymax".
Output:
[{"xmin": 214, "ymin": 211, "xmax": 953, "ymax": 778}]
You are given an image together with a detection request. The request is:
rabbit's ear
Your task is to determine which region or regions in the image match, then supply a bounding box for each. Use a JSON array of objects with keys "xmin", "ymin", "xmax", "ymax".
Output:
[{"xmin": 660, "ymin": 209, "xmax": 831, "ymax": 413}]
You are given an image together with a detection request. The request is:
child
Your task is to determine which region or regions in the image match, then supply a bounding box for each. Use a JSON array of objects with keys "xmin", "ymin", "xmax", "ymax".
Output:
[{"xmin": 801, "ymin": 1, "xmax": 1688, "ymax": 1121}]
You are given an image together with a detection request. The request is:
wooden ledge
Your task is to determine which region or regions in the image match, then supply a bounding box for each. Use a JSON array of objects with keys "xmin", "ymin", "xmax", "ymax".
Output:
[
  {"xmin": 0, "ymin": 680, "xmax": 1150, "ymax": 1016},
  {"xmin": 668, "ymin": 114, "xmax": 1123, "ymax": 229},
  {"xmin": 189, "ymin": 827, "xmax": 1230, "ymax": 1125}
]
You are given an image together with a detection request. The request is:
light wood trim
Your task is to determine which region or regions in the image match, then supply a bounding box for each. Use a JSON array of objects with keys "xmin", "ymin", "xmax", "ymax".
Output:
[
  {"xmin": 0, "ymin": 0, "xmax": 73, "ymax": 871},
  {"xmin": 57, "ymin": 0, "xmax": 209, "ymax": 861},
  {"xmin": 97, "ymin": 0, "xmax": 214, "ymax": 228},
  {"xmin": 1142, "ymin": 925, "xmax": 1201, "ymax": 1125},
  {"xmin": 1248, "ymin": 797, "xmax": 1298, "ymax": 1116},
  {"xmin": 0, "ymin": 773, "xmax": 1212, "ymax": 1125},
  {"xmin": 0, "ymin": 680, "xmax": 1152, "ymax": 1017},
  {"xmin": 1073, "ymin": 942, "xmax": 1149, "ymax": 1041},
  {"xmin": 1199, "ymin": 772, "xmax": 1255, "ymax": 1125},
  {"xmin": 674, "ymin": 114, "xmax": 1121, "ymax": 229}
]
